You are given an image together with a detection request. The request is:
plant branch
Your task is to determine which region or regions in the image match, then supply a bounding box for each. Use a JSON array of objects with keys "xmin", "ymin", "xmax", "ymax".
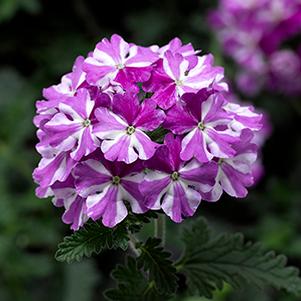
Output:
[
  {"xmin": 154, "ymin": 214, "xmax": 166, "ymax": 245},
  {"xmin": 127, "ymin": 232, "xmax": 140, "ymax": 257}
]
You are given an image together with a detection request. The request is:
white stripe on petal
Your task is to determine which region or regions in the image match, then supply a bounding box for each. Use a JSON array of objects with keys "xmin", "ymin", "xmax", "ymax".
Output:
[
  {"xmin": 144, "ymin": 170, "xmax": 170, "ymax": 182},
  {"xmin": 58, "ymin": 103, "xmax": 83, "ymax": 121},
  {"xmin": 93, "ymin": 48, "xmax": 116, "ymax": 65},
  {"xmin": 219, "ymin": 169, "xmax": 236, "ymax": 197},
  {"xmin": 52, "ymin": 155, "xmax": 68, "ymax": 183},
  {"xmin": 46, "ymin": 113, "xmax": 78, "ymax": 127},
  {"xmin": 114, "ymin": 189, "xmax": 128, "ymax": 224},
  {"xmin": 178, "ymin": 159, "xmax": 200, "ymax": 173},
  {"xmin": 161, "ymin": 184, "xmax": 175, "ymax": 219},
  {"xmin": 201, "ymin": 95, "xmax": 213, "ymax": 121},
  {"xmin": 179, "ymin": 180, "xmax": 201, "ymax": 212},
  {"xmin": 224, "ymin": 153, "xmax": 257, "ymax": 173},
  {"xmin": 179, "ymin": 60, "xmax": 189, "ymax": 80},
  {"xmin": 86, "ymin": 186, "xmax": 110, "ymax": 210},
  {"xmin": 85, "ymin": 159, "xmax": 111, "ymax": 176},
  {"xmin": 119, "ymin": 186, "xmax": 144, "ymax": 213},
  {"xmin": 85, "ymin": 95, "xmax": 95, "ymax": 118}
]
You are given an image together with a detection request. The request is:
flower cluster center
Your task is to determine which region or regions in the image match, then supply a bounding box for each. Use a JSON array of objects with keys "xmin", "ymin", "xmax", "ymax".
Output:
[
  {"xmin": 126, "ymin": 125, "xmax": 136, "ymax": 135},
  {"xmin": 198, "ymin": 121, "xmax": 205, "ymax": 130},
  {"xmin": 171, "ymin": 171, "xmax": 180, "ymax": 181},
  {"xmin": 112, "ymin": 175, "xmax": 121, "ymax": 185},
  {"xmin": 175, "ymin": 79, "xmax": 183, "ymax": 86},
  {"xmin": 82, "ymin": 119, "xmax": 91, "ymax": 127},
  {"xmin": 116, "ymin": 63, "xmax": 125, "ymax": 70}
]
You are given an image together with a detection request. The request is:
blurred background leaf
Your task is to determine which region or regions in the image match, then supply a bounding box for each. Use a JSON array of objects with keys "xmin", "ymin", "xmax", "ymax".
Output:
[{"xmin": 0, "ymin": 0, "xmax": 40, "ymax": 23}]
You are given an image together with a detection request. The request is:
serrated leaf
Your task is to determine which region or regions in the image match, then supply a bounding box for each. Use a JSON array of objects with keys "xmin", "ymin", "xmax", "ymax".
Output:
[
  {"xmin": 126, "ymin": 211, "xmax": 157, "ymax": 233},
  {"xmin": 177, "ymin": 218, "xmax": 301, "ymax": 299},
  {"xmin": 137, "ymin": 238, "xmax": 178, "ymax": 294},
  {"xmin": 55, "ymin": 221, "xmax": 128, "ymax": 263},
  {"xmin": 105, "ymin": 256, "xmax": 167, "ymax": 301}
]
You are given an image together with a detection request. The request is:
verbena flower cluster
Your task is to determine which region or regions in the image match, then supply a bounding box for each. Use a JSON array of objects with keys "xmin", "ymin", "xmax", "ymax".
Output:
[
  {"xmin": 208, "ymin": 0, "xmax": 301, "ymax": 95},
  {"xmin": 33, "ymin": 34, "xmax": 264, "ymax": 230}
]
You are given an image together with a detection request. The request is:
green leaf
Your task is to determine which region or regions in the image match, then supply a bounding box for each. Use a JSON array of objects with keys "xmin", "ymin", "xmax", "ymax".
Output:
[
  {"xmin": 177, "ymin": 218, "xmax": 301, "ymax": 299},
  {"xmin": 126, "ymin": 211, "xmax": 157, "ymax": 233},
  {"xmin": 137, "ymin": 238, "xmax": 178, "ymax": 294},
  {"xmin": 0, "ymin": 0, "xmax": 40, "ymax": 22},
  {"xmin": 55, "ymin": 221, "xmax": 128, "ymax": 263},
  {"xmin": 146, "ymin": 127, "xmax": 169, "ymax": 143},
  {"xmin": 105, "ymin": 256, "xmax": 167, "ymax": 301}
]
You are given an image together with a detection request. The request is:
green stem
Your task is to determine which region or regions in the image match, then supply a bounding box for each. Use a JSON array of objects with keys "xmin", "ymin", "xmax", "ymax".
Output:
[
  {"xmin": 154, "ymin": 214, "xmax": 166, "ymax": 245},
  {"xmin": 127, "ymin": 232, "xmax": 140, "ymax": 257}
]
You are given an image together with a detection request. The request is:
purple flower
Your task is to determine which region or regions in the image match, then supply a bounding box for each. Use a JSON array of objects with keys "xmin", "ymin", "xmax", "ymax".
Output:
[
  {"xmin": 141, "ymin": 134, "xmax": 217, "ymax": 223},
  {"xmin": 208, "ymin": 0, "xmax": 301, "ymax": 95},
  {"xmin": 164, "ymin": 90, "xmax": 238, "ymax": 162},
  {"xmin": 146, "ymin": 51, "xmax": 227, "ymax": 109},
  {"xmin": 74, "ymin": 158, "xmax": 147, "ymax": 227},
  {"xmin": 33, "ymin": 151, "xmax": 75, "ymax": 188},
  {"xmin": 93, "ymin": 92, "xmax": 165, "ymax": 164},
  {"xmin": 155, "ymin": 37, "xmax": 201, "ymax": 68},
  {"xmin": 51, "ymin": 176, "xmax": 88, "ymax": 231},
  {"xmin": 42, "ymin": 88, "xmax": 100, "ymax": 161},
  {"xmin": 83, "ymin": 34, "xmax": 158, "ymax": 88},
  {"xmin": 224, "ymin": 102, "xmax": 263, "ymax": 132},
  {"xmin": 43, "ymin": 56, "xmax": 86, "ymax": 101},
  {"xmin": 268, "ymin": 49, "xmax": 301, "ymax": 95},
  {"xmin": 203, "ymin": 130, "xmax": 258, "ymax": 200}
]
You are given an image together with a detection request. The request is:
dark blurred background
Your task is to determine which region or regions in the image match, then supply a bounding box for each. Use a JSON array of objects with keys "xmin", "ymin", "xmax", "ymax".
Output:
[{"xmin": 0, "ymin": 0, "xmax": 301, "ymax": 300}]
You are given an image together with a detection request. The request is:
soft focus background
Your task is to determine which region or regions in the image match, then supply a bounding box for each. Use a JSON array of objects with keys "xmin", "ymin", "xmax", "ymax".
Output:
[{"xmin": 0, "ymin": 0, "xmax": 301, "ymax": 300}]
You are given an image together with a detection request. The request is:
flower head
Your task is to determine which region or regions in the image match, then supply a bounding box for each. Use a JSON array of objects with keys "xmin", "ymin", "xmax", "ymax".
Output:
[
  {"xmin": 209, "ymin": 0, "xmax": 301, "ymax": 95},
  {"xmin": 74, "ymin": 157, "xmax": 147, "ymax": 227},
  {"xmin": 141, "ymin": 134, "xmax": 217, "ymax": 223},
  {"xmin": 83, "ymin": 34, "xmax": 158, "ymax": 88},
  {"xmin": 33, "ymin": 35, "xmax": 264, "ymax": 230},
  {"xmin": 93, "ymin": 91, "xmax": 165, "ymax": 164},
  {"xmin": 164, "ymin": 90, "xmax": 239, "ymax": 162}
]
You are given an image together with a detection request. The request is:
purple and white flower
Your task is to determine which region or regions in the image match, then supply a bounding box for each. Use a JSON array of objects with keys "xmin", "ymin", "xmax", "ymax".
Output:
[
  {"xmin": 203, "ymin": 129, "xmax": 258, "ymax": 200},
  {"xmin": 74, "ymin": 158, "xmax": 147, "ymax": 227},
  {"xmin": 43, "ymin": 56, "xmax": 86, "ymax": 101},
  {"xmin": 141, "ymin": 134, "xmax": 217, "ymax": 223},
  {"xmin": 164, "ymin": 90, "xmax": 238, "ymax": 162},
  {"xmin": 93, "ymin": 92, "xmax": 165, "ymax": 164},
  {"xmin": 83, "ymin": 34, "xmax": 158, "ymax": 88},
  {"xmin": 208, "ymin": 0, "xmax": 301, "ymax": 95},
  {"xmin": 51, "ymin": 176, "xmax": 88, "ymax": 231},
  {"xmin": 146, "ymin": 51, "xmax": 227, "ymax": 109},
  {"xmin": 33, "ymin": 151, "xmax": 75, "ymax": 188},
  {"xmin": 153, "ymin": 37, "xmax": 201, "ymax": 69},
  {"xmin": 224, "ymin": 102, "xmax": 263, "ymax": 132},
  {"xmin": 42, "ymin": 88, "xmax": 100, "ymax": 161}
]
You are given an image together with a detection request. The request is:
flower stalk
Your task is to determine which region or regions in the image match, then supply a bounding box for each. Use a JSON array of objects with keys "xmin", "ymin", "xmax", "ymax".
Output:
[{"xmin": 155, "ymin": 214, "xmax": 166, "ymax": 246}]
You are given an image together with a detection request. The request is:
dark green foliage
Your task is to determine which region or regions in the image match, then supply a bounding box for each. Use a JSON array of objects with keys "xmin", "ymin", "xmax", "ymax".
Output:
[
  {"xmin": 105, "ymin": 257, "xmax": 167, "ymax": 301},
  {"xmin": 137, "ymin": 238, "xmax": 178, "ymax": 294},
  {"xmin": 55, "ymin": 221, "xmax": 128, "ymax": 263},
  {"xmin": 146, "ymin": 127, "xmax": 169, "ymax": 143},
  {"xmin": 126, "ymin": 211, "xmax": 158, "ymax": 233},
  {"xmin": 105, "ymin": 238, "xmax": 178, "ymax": 300},
  {"xmin": 177, "ymin": 218, "xmax": 301, "ymax": 298}
]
